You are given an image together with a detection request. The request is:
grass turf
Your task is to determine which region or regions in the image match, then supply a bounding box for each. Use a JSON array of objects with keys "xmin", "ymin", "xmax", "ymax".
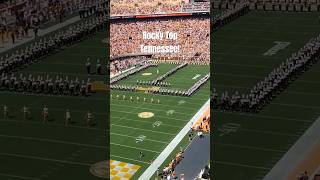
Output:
[
  {"xmin": 212, "ymin": 11, "xmax": 320, "ymax": 179},
  {"xmin": 110, "ymin": 63, "xmax": 210, "ymax": 179},
  {"xmin": 0, "ymin": 32, "xmax": 107, "ymax": 180}
]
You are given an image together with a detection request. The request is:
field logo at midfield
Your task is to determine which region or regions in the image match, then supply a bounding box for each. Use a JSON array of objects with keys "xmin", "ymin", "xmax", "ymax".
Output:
[
  {"xmin": 90, "ymin": 160, "xmax": 108, "ymax": 178},
  {"xmin": 263, "ymin": 41, "xmax": 290, "ymax": 56},
  {"xmin": 218, "ymin": 123, "xmax": 241, "ymax": 137},
  {"xmin": 142, "ymin": 73, "xmax": 152, "ymax": 76},
  {"xmin": 138, "ymin": 112, "xmax": 154, "ymax": 119}
]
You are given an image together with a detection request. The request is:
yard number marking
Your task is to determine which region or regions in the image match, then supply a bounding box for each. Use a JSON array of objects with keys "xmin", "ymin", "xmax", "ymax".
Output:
[
  {"xmin": 218, "ymin": 123, "xmax": 241, "ymax": 137},
  {"xmin": 166, "ymin": 110, "xmax": 175, "ymax": 115},
  {"xmin": 136, "ymin": 135, "xmax": 146, "ymax": 143},
  {"xmin": 263, "ymin": 41, "xmax": 290, "ymax": 56},
  {"xmin": 178, "ymin": 100, "xmax": 186, "ymax": 105},
  {"xmin": 192, "ymin": 74, "xmax": 201, "ymax": 80},
  {"xmin": 152, "ymin": 121, "xmax": 162, "ymax": 128}
]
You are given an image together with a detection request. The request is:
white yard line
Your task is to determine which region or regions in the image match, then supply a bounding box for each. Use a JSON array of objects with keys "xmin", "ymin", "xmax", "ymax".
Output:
[
  {"xmin": 239, "ymin": 128, "xmax": 300, "ymax": 137},
  {"xmin": 213, "ymin": 142, "xmax": 286, "ymax": 153},
  {"xmin": 213, "ymin": 160, "xmax": 270, "ymax": 170},
  {"xmin": 0, "ymin": 152, "xmax": 91, "ymax": 166},
  {"xmin": 138, "ymin": 99, "xmax": 210, "ymax": 180},
  {"xmin": 110, "ymin": 155, "xmax": 151, "ymax": 165},
  {"xmin": 0, "ymin": 134, "xmax": 105, "ymax": 149},
  {"xmin": 263, "ymin": 116, "xmax": 320, "ymax": 180},
  {"xmin": 111, "ymin": 109, "xmax": 188, "ymax": 122},
  {"xmin": 21, "ymin": 71, "xmax": 103, "ymax": 77},
  {"xmin": 0, "ymin": 173, "xmax": 41, "ymax": 180},
  {"xmin": 111, "ymin": 103, "xmax": 194, "ymax": 116},
  {"xmin": 271, "ymin": 102, "xmax": 320, "ymax": 110},
  {"xmin": 0, "ymin": 119, "xmax": 103, "ymax": 131},
  {"xmin": 110, "ymin": 132, "xmax": 168, "ymax": 144},
  {"xmin": 111, "ymin": 96, "xmax": 205, "ymax": 107},
  {"xmin": 219, "ymin": 111, "xmax": 313, "ymax": 123},
  {"xmin": 111, "ymin": 116, "xmax": 182, "ymax": 129},
  {"xmin": 111, "ymin": 124, "xmax": 176, "ymax": 136},
  {"xmin": 110, "ymin": 142, "xmax": 160, "ymax": 153}
]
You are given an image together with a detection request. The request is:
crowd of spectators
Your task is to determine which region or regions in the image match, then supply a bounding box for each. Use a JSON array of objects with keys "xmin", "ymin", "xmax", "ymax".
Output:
[
  {"xmin": 157, "ymin": 150, "xmax": 184, "ymax": 179},
  {"xmin": 197, "ymin": 165, "xmax": 210, "ymax": 179},
  {"xmin": 181, "ymin": 2, "xmax": 210, "ymax": 12},
  {"xmin": 111, "ymin": 0, "xmax": 209, "ymax": 16},
  {"xmin": 0, "ymin": 0, "xmax": 107, "ymax": 46},
  {"xmin": 111, "ymin": 16, "xmax": 210, "ymax": 61},
  {"xmin": 298, "ymin": 170, "xmax": 320, "ymax": 180},
  {"xmin": 212, "ymin": 0, "xmax": 249, "ymax": 31},
  {"xmin": 212, "ymin": 33, "xmax": 320, "ymax": 112},
  {"xmin": 111, "ymin": 0, "xmax": 208, "ymax": 16}
]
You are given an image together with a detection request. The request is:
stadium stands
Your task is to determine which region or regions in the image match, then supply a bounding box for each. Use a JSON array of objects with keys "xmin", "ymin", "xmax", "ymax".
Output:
[
  {"xmin": 0, "ymin": 0, "xmax": 107, "ymax": 47},
  {"xmin": 192, "ymin": 106, "xmax": 210, "ymax": 132},
  {"xmin": 197, "ymin": 165, "xmax": 210, "ymax": 179},
  {"xmin": 212, "ymin": 1, "xmax": 250, "ymax": 31},
  {"xmin": 213, "ymin": 0, "xmax": 320, "ymax": 11},
  {"xmin": 110, "ymin": 0, "xmax": 209, "ymax": 16},
  {"xmin": 110, "ymin": 16, "xmax": 210, "ymax": 61}
]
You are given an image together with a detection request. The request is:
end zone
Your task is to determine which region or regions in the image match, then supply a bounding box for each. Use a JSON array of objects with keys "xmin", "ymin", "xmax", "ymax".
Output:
[{"xmin": 110, "ymin": 160, "xmax": 141, "ymax": 180}]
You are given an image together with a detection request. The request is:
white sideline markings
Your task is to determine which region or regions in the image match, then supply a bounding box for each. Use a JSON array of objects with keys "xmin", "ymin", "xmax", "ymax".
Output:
[
  {"xmin": 138, "ymin": 99, "xmax": 210, "ymax": 180},
  {"xmin": 311, "ymin": 165, "xmax": 320, "ymax": 179},
  {"xmin": 263, "ymin": 116, "xmax": 320, "ymax": 180}
]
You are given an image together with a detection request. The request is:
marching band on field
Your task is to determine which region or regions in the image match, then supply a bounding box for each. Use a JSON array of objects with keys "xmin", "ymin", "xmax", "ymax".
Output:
[
  {"xmin": 0, "ymin": 73, "xmax": 92, "ymax": 96},
  {"xmin": 213, "ymin": 34, "xmax": 320, "ymax": 112}
]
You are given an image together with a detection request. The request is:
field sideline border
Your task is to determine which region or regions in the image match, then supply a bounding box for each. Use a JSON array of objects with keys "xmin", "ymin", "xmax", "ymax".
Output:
[
  {"xmin": 263, "ymin": 115, "xmax": 320, "ymax": 180},
  {"xmin": 138, "ymin": 98, "xmax": 210, "ymax": 179}
]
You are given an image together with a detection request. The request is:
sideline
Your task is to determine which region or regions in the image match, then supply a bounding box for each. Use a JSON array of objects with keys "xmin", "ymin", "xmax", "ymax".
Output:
[
  {"xmin": 138, "ymin": 99, "xmax": 210, "ymax": 179},
  {"xmin": 263, "ymin": 115, "xmax": 320, "ymax": 180}
]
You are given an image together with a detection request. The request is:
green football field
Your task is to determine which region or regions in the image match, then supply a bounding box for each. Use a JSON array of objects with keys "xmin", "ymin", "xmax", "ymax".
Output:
[
  {"xmin": 0, "ymin": 32, "xmax": 108, "ymax": 180},
  {"xmin": 213, "ymin": 11, "xmax": 320, "ymax": 179},
  {"xmin": 110, "ymin": 63, "xmax": 210, "ymax": 179}
]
